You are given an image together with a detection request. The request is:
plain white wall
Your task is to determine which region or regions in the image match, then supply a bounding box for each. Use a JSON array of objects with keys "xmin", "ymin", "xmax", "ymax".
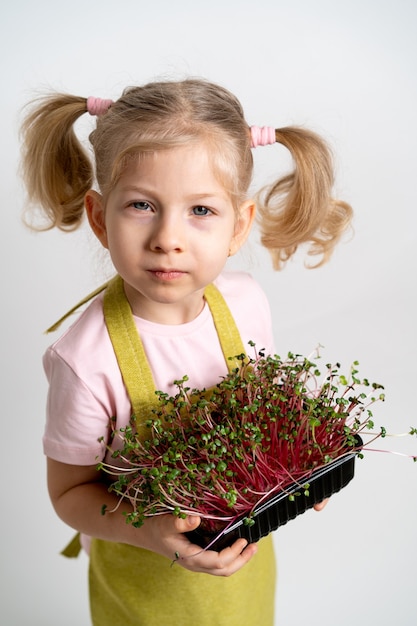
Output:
[{"xmin": 2, "ymin": 0, "xmax": 416, "ymax": 624}]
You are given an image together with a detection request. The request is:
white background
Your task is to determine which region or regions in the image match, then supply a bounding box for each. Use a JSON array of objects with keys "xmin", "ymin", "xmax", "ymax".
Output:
[{"xmin": 1, "ymin": 1, "xmax": 416, "ymax": 624}]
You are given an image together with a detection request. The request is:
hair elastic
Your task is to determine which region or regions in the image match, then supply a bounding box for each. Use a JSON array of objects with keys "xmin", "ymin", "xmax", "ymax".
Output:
[
  {"xmin": 250, "ymin": 126, "xmax": 276, "ymax": 148},
  {"xmin": 86, "ymin": 96, "xmax": 114, "ymax": 116}
]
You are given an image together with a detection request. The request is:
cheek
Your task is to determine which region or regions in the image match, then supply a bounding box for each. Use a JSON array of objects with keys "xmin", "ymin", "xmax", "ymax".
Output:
[
  {"xmin": 105, "ymin": 216, "xmax": 134, "ymax": 247},
  {"xmin": 105, "ymin": 227, "xmax": 132, "ymax": 261}
]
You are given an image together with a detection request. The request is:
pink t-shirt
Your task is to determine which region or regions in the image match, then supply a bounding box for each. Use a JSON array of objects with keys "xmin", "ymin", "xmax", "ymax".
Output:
[{"xmin": 43, "ymin": 271, "xmax": 274, "ymax": 466}]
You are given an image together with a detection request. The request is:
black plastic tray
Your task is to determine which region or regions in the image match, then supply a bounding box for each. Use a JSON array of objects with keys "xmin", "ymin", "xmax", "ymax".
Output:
[{"xmin": 186, "ymin": 438, "xmax": 362, "ymax": 551}]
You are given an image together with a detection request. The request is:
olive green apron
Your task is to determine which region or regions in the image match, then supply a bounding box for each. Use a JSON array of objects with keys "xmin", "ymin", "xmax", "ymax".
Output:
[{"xmin": 57, "ymin": 276, "xmax": 276, "ymax": 625}]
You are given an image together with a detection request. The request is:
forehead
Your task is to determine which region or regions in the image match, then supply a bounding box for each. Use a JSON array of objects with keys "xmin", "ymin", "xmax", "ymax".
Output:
[{"xmin": 118, "ymin": 142, "xmax": 231, "ymax": 191}]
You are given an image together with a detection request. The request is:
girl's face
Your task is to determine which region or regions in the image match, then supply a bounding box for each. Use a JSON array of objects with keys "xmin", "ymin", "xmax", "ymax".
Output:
[{"xmin": 86, "ymin": 142, "xmax": 255, "ymax": 324}]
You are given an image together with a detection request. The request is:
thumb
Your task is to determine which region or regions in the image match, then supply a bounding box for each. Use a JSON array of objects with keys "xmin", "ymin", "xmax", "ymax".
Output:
[{"xmin": 175, "ymin": 514, "xmax": 201, "ymax": 533}]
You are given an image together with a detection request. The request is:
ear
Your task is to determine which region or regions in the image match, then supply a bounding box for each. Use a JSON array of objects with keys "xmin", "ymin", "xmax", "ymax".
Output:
[
  {"xmin": 229, "ymin": 199, "xmax": 256, "ymax": 256},
  {"xmin": 85, "ymin": 190, "xmax": 109, "ymax": 249}
]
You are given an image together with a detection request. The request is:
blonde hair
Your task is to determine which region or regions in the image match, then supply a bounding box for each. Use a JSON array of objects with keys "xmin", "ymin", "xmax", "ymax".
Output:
[{"xmin": 20, "ymin": 78, "xmax": 352, "ymax": 268}]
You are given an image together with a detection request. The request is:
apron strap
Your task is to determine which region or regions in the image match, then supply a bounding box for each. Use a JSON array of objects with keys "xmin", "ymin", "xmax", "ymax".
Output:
[
  {"xmin": 203, "ymin": 283, "xmax": 246, "ymax": 372},
  {"xmin": 103, "ymin": 276, "xmax": 156, "ymax": 440},
  {"xmin": 60, "ymin": 531, "xmax": 82, "ymax": 558}
]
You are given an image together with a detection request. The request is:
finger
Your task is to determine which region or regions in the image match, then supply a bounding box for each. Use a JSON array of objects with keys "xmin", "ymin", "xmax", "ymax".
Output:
[
  {"xmin": 313, "ymin": 498, "xmax": 329, "ymax": 511},
  {"xmin": 180, "ymin": 537, "xmax": 258, "ymax": 576},
  {"xmin": 206, "ymin": 540, "xmax": 258, "ymax": 576},
  {"xmin": 173, "ymin": 514, "xmax": 201, "ymax": 533}
]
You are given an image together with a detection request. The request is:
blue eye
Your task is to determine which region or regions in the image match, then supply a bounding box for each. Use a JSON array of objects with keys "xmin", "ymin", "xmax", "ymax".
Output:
[
  {"xmin": 132, "ymin": 201, "xmax": 152, "ymax": 211},
  {"xmin": 193, "ymin": 206, "xmax": 211, "ymax": 216}
]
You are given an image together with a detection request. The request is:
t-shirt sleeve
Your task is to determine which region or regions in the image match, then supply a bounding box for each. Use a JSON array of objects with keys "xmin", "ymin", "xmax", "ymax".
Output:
[{"xmin": 42, "ymin": 346, "xmax": 109, "ymax": 465}]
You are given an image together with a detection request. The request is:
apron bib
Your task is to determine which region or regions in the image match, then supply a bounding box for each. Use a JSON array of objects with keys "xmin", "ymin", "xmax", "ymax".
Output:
[{"xmin": 60, "ymin": 276, "xmax": 276, "ymax": 625}]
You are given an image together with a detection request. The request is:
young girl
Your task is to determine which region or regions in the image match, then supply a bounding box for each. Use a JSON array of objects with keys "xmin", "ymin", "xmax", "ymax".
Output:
[{"xmin": 21, "ymin": 78, "xmax": 352, "ymax": 625}]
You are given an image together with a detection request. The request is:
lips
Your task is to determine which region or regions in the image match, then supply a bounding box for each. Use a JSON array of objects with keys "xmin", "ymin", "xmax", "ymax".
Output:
[{"xmin": 148, "ymin": 269, "xmax": 186, "ymax": 280}]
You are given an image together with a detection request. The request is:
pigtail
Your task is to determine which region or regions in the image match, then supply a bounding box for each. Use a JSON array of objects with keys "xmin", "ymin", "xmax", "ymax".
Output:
[
  {"xmin": 20, "ymin": 94, "xmax": 93, "ymax": 231},
  {"xmin": 256, "ymin": 127, "xmax": 352, "ymax": 269}
]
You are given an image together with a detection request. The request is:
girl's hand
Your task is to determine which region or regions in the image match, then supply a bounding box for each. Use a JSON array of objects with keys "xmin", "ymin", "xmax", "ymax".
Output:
[{"xmin": 141, "ymin": 513, "xmax": 258, "ymax": 576}]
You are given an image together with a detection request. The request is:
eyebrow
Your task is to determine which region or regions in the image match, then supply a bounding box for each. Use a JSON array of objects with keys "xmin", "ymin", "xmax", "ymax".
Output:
[{"xmin": 119, "ymin": 186, "xmax": 228, "ymax": 202}]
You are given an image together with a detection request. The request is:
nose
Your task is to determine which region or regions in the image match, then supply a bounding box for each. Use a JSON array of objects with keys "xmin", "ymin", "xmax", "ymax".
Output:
[{"xmin": 149, "ymin": 212, "xmax": 185, "ymax": 253}]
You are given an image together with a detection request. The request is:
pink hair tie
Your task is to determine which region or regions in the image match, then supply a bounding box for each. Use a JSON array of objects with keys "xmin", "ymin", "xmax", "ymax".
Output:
[
  {"xmin": 86, "ymin": 96, "xmax": 113, "ymax": 116},
  {"xmin": 250, "ymin": 126, "xmax": 276, "ymax": 148}
]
